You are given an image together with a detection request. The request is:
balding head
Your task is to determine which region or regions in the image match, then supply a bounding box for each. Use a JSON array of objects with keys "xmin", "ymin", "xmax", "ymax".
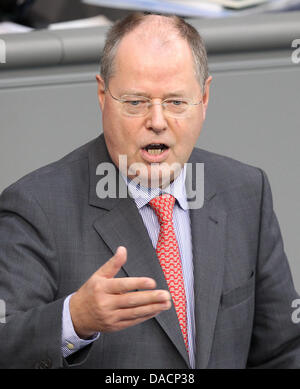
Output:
[{"xmin": 100, "ymin": 13, "xmax": 209, "ymax": 92}]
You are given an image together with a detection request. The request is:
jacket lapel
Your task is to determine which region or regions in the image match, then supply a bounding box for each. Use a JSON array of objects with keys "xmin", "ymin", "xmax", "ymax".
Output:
[
  {"xmin": 88, "ymin": 134, "xmax": 190, "ymax": 367},
  {"xmin": 186, "ymin": 151, "xmax": 227, "ymax": 369}
]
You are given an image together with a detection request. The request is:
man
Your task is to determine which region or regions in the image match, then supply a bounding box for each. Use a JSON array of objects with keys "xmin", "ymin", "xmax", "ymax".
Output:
[{"xmin": 0, "ymin": 12, "xmax": 299, "ymax": 369}]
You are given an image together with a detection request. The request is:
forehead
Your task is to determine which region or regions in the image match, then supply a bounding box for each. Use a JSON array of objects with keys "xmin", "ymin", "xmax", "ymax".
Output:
[{"xmin": 111, "ymin": 28, "xmax": 198, "ymax": 92}]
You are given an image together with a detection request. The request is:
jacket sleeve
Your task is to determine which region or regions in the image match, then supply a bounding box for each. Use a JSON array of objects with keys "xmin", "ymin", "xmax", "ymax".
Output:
[
  {"xmin": 247, "ymin": 169, "xmax": 300, "ymax": 368},
  {"xmin": 0, "ymin": 183, "xmax": 91, "ymax": 368}
]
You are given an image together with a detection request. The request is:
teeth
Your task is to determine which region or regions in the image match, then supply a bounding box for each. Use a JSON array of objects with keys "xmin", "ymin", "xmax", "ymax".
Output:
[{"xmin": 147, "ymin": 149, "xmax": 163, "ymax": 155}]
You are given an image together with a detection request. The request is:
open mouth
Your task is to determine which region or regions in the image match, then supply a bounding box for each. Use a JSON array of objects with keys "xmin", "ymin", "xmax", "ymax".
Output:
[{"xmin": 142, "ymin": 143, "xmax": 169, "ymax": 155}]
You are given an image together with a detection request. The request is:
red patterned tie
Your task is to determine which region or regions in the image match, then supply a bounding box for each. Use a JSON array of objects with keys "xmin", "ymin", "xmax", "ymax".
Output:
[{"xmin": 149, "ymin": 194, "xmax": 188, "ymax": 351}]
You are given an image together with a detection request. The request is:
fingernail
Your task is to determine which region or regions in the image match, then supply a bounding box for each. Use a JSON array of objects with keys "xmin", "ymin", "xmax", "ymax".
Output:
[
  {"xmin": 158, "ymin": 291, "xmax": 170, "ymax": 300},
  {"xmin": 145, "ymin": 279, "xmax": 155, "ymax": 288},
  {"xmin": 163, "ymin": 301, "xmax": 171, "ymax": 309},
  {"xmin": 115, "ymin": 246, "xmax": 126, "ymax": 258}
]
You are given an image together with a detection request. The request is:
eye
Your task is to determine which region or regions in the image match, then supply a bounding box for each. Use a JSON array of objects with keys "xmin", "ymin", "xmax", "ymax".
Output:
[
  {"xmin": 126, "ymin": 100, "xmax": 140, "ymax": 106},
  {"xmin": 167, "ymin": 100, "xmax": 186, "ymax": 106},
  {"xmin": 125, "ymin": 100, "xmax": 147, "ymax": 106}
]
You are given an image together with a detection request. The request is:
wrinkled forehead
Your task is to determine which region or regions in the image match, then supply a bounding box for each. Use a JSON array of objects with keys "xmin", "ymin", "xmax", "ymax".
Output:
[{"xmin": 114, "ymin": 28, "xmax": 195, "ymax": 76}]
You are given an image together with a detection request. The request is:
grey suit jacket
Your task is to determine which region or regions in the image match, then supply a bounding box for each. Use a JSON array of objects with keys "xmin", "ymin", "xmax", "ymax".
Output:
[{"xmin": 0, "ymin": 134, "xmax": 299, "ymax": 369}]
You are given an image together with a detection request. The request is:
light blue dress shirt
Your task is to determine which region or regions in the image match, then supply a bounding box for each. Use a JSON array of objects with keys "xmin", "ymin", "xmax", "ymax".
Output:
[{"xmin": 62, "ymin": 166, "xmax": 195, "ymax": 368}]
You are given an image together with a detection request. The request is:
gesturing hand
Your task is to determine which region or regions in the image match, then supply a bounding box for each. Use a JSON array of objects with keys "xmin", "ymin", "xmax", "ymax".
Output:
[{"xmin": 69, "ymin": 246, "xmax": 172, "ymax": 339}]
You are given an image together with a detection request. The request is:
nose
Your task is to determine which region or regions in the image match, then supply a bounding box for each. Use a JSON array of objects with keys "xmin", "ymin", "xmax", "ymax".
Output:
[{"xmin": 145, "ymin": 102, "xmax": 167, "ymax": 133}]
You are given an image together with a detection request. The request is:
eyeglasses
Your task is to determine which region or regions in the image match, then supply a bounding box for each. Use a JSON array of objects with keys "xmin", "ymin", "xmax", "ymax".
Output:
[{"xmin": 105, "ymin": 87, "xmax": 202, "ymax": 118}]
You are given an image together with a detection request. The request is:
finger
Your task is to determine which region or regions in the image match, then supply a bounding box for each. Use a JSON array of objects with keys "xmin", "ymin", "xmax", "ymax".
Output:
[
  {"xmin": 106, "ymin": 277, "xmax": 157, "ymax": 294},
  {"xmin": 95, "ymin": 246, "xmax": 127, "ymax": 279},
  {"xmin": 111, "ymin": 290, "xmax": 171, "ymax": 309},
  {"xmin": 113, "ymin": 312, "xmax": 164, "ymax": 332},
  {"xmin": 117, "ymin": 300, "xmax": 172, "ymax": 322}
]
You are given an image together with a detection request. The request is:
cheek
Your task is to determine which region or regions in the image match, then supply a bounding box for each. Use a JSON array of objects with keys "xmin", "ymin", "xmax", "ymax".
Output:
[
  {"xmin": 103, "ymin": 113, "xmax": 142, "ymax": 154},
  {"xmin": 172, "ymin": 118, "xmax": 201, "ymax": 159},
  {"xmin": 102, "ymin": 115, "xmax": 126, "ymax": 157},
  {"xmin": 173, "ymin": 118, "xmax": 199, "ymax": 145},
  {"xmin": 174, "ymin": 118, "xmax": 180, "ymax": 127}
]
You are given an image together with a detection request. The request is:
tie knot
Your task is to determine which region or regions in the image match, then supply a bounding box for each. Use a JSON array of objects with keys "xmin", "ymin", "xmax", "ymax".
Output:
[{"xmin": 149, "ymin": 194, "xmax": 175, "ymax": 224}]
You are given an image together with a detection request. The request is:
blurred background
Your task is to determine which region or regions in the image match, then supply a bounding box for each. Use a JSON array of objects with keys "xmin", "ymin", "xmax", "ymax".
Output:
[
  {"xmin": 0, "ymin": 0, "xmax": 299, "ymax": 287},
  {"xmin": 1, "ymin": 0, "xmax": 300, "ymax": 30}
]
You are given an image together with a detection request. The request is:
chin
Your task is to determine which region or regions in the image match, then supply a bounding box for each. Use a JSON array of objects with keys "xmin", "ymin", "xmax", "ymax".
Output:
[{"xmin": 147, "ymin": 163, "xmax": 181, "ymax": 188}]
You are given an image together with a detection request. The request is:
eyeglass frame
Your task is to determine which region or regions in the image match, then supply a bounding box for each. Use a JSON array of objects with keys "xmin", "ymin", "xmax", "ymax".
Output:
[{"xmin": 105, "ymin": 87, "xmax": 203, "ymax": 117}]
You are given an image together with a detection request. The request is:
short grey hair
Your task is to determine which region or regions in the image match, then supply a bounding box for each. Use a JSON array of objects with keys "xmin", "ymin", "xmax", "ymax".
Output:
[{"xmin": 100, "ymin": 12, "xmax": 209, "ymax": 92}]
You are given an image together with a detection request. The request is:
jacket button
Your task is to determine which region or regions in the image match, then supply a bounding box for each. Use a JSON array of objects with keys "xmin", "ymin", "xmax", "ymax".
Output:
[{"xmin": 35, "ymin": 358, "xmax": 52, "ymax": 369}]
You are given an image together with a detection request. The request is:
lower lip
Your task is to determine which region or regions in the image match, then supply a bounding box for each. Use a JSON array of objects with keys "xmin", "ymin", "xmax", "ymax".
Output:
[{"xmin": 140, "ymin": 148, "xmax": 170, "ymax": 163}]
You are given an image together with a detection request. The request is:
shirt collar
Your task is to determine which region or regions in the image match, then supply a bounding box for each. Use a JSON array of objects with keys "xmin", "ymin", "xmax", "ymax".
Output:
[{"xmin": 120, "ymin": 164, "xmax": 188, "ymax": 211}]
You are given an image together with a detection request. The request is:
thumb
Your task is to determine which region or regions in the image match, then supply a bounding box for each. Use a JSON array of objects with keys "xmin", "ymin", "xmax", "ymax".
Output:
[{"xmin": 96, "ymin": 246, "xmax": 127, "ymax": 279}]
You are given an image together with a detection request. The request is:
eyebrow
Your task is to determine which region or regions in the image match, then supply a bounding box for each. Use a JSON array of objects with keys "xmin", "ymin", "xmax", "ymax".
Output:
[{"xmin": 119, "ymin": 90, "xmax": 188, "ymax": 98}]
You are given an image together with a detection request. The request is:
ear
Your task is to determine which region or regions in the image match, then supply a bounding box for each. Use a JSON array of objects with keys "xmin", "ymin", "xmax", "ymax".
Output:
[
  {"xmin": 96, "ymin": 74, "xmax": 106, "ymax": 111},
  {"xmin": 201, "ymin": 75, "xmax": 212, "ymax": 121}
]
